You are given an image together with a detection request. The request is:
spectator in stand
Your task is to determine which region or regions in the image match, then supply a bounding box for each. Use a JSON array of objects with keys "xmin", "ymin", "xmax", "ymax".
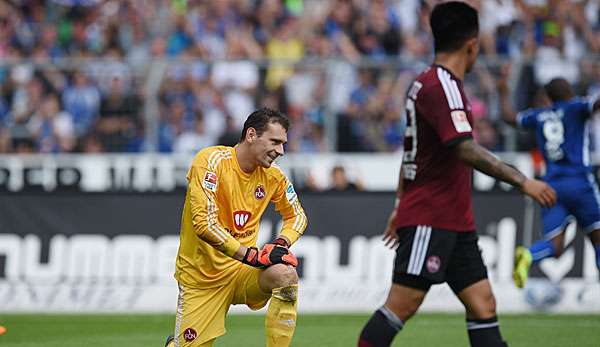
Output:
[
  {"xmin": 326, "ymin": 165, "xmax": 364, "ymax": 192},
  {"xmin": 173, "ymin": 112, "xmax": 214, "ymax": 154},
  {"xmin": 265, "ymin": 17, "xmax": 304, "ymax": 91},
  {"xmin": 97, "ymin": 73, "xmax": 141, "ymax": 152},
  {"xmin": 158, "ymin": 100, "xmax": 186, "ymax": 153},
  {"xmin": 216, "ymin": 115, "xmax": 240, "ymax": 148},
  {"xmin": 0, "ymin": 0, "xmax": 597, "ymax": 155},
  {"xmin": 27, "ymin": 92, "xmax": 75, "ymax": 153},
  {"xmin": 211, "ymin": 28, "xmax": 260, "ymax": 130},
  {"xmin": 62, "ymin": 70, "xmax": 100, "ymax": 138}
]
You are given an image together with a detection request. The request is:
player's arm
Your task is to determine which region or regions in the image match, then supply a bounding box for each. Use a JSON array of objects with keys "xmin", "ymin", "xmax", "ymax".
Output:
[
  {"xmin": 272, "ymin": 177, "xmax": 308, "ymax": 247},
  {"xmin": 497, "ymin": 76, "xmax": 518, "ymax": 127},
  {"xmin": 498, "ymin": 74, "xmax": 540, "ymax": 129},
  {"xmin": 454, "ymin": 139, "xmax": 557, "ymax": 207},
  {"xmin": 188, "ymin": 164, "xmax": 297, "ymax": 268},
  {"xmin": 382, "ymin": 165, "xmax": 403, "ymax": 248}
]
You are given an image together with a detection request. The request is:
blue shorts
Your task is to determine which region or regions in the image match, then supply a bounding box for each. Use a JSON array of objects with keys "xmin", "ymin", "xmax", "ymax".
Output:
[{"xmin": 542, "ymin": 173, "xmax": 600, "ymax": 239}]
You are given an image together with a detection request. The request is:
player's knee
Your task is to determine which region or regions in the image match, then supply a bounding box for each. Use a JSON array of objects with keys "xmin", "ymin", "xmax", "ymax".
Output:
[
  {"xmin": 470, "ymin": 292, "xmax": 497, "ymax": 318},
  {"xmin": 553, "ymin": 245, "xmax": 564, "ymax": 257},
  {"xmin": 385, "ymin": 293, "xmax": 422, "ymax": 322},
  {"xmin": 270, "ymin": 263, "xmax": 299, "ymax": 288},
  {"xmin": 392, "ymin": 303, "xmax": 419, "ymax": 322}
]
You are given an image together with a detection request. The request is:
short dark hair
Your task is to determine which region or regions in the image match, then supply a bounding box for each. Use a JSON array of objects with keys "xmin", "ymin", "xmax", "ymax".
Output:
[
  {"xmin": 430, "ymin": 1, "xmax": 479, "ymax": 54},
  {"xmin": 544, "ymin": 78, "xmax": 574, "ymax": 103},
  {"xmin": 239, "ymin": 107, "xmax": 290, "ymax": 143}
]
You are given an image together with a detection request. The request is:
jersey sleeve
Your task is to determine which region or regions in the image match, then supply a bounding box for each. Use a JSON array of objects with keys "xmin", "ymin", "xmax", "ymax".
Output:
[
  {"xmin": 187, "ymin": 160, "xmax": 241, "ymax": 257},
  {"xmin": 417, "ymin": 83, "xmax": 473, "ymax": 146},
  {"xmin": 271, "ymin": 175, "xmax": 308, "ymax": 246},
  {"xmin": 573, "ymin": 97, "xmax": 596, "ymax": 119},
  {"xmin": 515, "ymin": 109, "xmax": 538, "ymax": 129}
]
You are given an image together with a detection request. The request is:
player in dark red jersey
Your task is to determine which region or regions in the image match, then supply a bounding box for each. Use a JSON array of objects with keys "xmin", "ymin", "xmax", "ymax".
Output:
[{"xmin": 358, "ymin": 2, "xmax": 557, "ymax": 347}]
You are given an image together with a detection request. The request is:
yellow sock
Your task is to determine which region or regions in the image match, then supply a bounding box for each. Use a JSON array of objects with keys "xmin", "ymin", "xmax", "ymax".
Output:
[{"xmin": 265, "ymin": 284, "xmax": 298, "ymax": 347}]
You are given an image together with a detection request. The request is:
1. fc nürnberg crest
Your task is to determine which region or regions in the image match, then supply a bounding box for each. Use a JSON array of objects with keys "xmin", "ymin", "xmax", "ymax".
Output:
[
  {"xmin": 183, "ymin": 328, "xmax": 197, "ymax": 342},
  {"xmin": 233, "ymin": 210, "xmax": 252, "ymax": 230},
  {"xmin": 255, "ymin": 185, "xmax": 266, "ymax": 200}
]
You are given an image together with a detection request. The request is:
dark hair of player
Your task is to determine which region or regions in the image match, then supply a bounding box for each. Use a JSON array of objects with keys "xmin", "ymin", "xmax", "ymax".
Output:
[
  {"xmin": 239, "ymin": 107, "xmax": 290, "ymax": 143},
  {"xmin": 544, "ymin": 78, "xmax": 575, "ymax": 103},
  {"xmin": 430, "ymin": 1, "xmax": 479, "ymax": 53}
]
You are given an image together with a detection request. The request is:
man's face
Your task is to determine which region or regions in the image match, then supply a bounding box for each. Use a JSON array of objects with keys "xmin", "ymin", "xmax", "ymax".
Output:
[{"xmin": 250, "ymin": 122, "xmax": 287, "ymax": 168}]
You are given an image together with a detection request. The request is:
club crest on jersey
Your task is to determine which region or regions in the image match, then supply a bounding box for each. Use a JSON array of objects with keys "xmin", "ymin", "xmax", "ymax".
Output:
[
  {"xmin": 233, "ymin": 210, "xmax": 252, "ymax": 230},
  {"xmin": 255, "ymin": 185, "xmax": 266, "ymax": 200},
  {"xmin": 426, "ymin": 255, "xmax": 441, "ymax": 273},
  {"xmin": 183, "ymin": 328, "xmax": 197, "ymax": 342},
  {"xmin": 285, "ymin": 182, "xmax": 297, "ymax": 203},
  {"xmin": 451, "ymin": 110, "xmax": 472, "ymax": 133},
  {"xmin": 203, "ymin": 171, "xmax": 217, "ymax": 192}
]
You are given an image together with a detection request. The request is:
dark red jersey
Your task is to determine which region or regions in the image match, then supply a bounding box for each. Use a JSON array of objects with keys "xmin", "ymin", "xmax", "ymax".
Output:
[{"xmin": 395, "ymin": 65, "xmax": 475, "ymax": 232}]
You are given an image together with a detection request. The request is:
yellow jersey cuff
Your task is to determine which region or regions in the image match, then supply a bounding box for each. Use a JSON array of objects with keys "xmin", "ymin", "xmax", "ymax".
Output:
[
  {"xmin": 279, "ymin": 229, "xmax": 301, "ymax": 246},
  {"xmin": 217, "ymin": 237, "xmax": 242, "ymax": 258}
]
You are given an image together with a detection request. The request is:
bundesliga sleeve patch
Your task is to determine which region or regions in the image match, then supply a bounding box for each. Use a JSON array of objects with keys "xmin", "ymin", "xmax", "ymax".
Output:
[
  {"xmin": 285, "ymin": 182, "xmax": 297, "ymax": 203},
  {"xmin": 203, "ymin": 171, "xmax": 218, "ymax": 192},
  {"xmin": 451, "ymin": 110, "xmax": 472, "ymax": 133}
]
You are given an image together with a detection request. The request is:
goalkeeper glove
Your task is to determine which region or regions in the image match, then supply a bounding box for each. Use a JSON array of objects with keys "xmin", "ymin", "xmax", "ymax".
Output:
[
  {"xmin": 269, "ymin": 237, "xmax": 289, "ymax": 248},
  {"xmin": 242, "ymin": 244, "xmax": 298, "ymax": 268}
]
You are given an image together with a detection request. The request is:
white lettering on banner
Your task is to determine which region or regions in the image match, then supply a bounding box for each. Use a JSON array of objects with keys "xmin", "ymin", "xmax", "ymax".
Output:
[
  {"xmin": 78, "ymin": 156, "xmax": 111, "ymax": 191},
  {"xmin": 0, "ymin": 154, "xmax": 541, "ymax": 192},
  {"xmin": 111, "ymin": 235, "xmax": 155, "ymax": 282},
  {"xmin": 113, "ymin": 157, "xmax": 133, "ymax": 190},
  {"xmin": 24, "ymin": 234, "xmax": 66, "ymax": 284},
  {"xmin": 0, "ymin": 234, "xmax": 21, "ymax": 281},
  {"xmin": 1, "ymin": 220, "xmax": 598, "ymax": 312}
]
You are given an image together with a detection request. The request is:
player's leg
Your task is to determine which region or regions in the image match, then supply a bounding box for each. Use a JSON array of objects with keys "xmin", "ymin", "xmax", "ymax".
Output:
[
  {"xmin": 448, "ymin": 232, "xmax": 507, "ymax": 347},
  {"xmin": 456, "ymin": 280, "xmax": 506, "ymax": 347},
  {"xmin": 169, "ymin": 283, "xmax": 233, "ymax": 347},
  {"xmin": 359, "ymin": 226, "xmax": 454, "ymax": 347},
  {"xmin": 588, "ymin": 229, "xmax": 600, "ymax": 270},
  {"xmin": 514, "ymin": 202, "xmax": 570, "ymax": 288},
  {"xmin": 260, "ymin": 264, "xmax": 299, "ymax": 347},
  {"xmin": 358, "ymin": 283, "xmax": 427, "ymax": 347},
  {"xmin": 575, "ymin": 173, "xmax": 600, "ymax": 270},
  {"xmin": 233, "ymin": 263, "xmax": 299, "ymax": 347}
]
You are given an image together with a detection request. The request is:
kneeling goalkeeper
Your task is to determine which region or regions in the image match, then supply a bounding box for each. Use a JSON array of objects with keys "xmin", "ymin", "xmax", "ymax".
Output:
[{"xmin": 166, "ymin": 108, "xmax": 308, "ymax": 347}]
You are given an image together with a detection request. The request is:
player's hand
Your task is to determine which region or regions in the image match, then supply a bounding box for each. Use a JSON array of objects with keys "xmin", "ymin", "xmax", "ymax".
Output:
[
  {"xmin": 242, "ymin": 245, "xmax": 298, "ymax": 268},
  {"xmin": 267, "ymin": 237, "xmax": 289, "ymax": 248},
  {"xmin": 382, "ymin": 209, "xmax": 399, "ymax": 249},
  {"xmin": 521, "ymin": 179, "xmax": 557, "ymax": 208}
]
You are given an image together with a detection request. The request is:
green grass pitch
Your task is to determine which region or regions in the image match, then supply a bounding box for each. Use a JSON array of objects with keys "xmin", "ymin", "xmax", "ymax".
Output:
[{"xmin": 1, "ymin": 313, "xmax": 599, "ymax": 346}]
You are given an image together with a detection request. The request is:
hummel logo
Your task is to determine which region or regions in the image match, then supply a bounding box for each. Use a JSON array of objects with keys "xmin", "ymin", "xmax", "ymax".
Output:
[{"xmin": 233, "ymin": 211, "xmax": 252, "ymax": 230}]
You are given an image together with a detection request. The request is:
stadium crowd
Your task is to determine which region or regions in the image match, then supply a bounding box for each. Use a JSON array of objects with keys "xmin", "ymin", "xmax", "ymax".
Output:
[{"xmin": 0, "ymin": 0, "xmax": 598, "ymax": 154}]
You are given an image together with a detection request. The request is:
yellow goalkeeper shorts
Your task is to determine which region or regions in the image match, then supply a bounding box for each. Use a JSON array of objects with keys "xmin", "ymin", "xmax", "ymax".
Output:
[{"xmin": 173, "ymin": 265, "xmax": 271, "ymax": 346}]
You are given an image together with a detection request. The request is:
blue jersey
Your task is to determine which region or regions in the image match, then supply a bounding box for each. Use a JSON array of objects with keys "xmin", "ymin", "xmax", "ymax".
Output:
[{"xmin": 517, "ymin": 97, "xmax": 596, "ymax": 179}]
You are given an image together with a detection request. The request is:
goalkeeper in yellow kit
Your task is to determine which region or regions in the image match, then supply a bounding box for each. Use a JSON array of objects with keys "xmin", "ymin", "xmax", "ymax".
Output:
[{"xmin": 165, "ymin": 108, "xmax": 308, "ymax": 347}]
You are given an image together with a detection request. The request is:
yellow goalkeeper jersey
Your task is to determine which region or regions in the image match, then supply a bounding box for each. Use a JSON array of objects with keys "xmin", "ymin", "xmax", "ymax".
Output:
[{"xmin": 175, "ymin": 146, "xmax": 308, "ymax": 288}]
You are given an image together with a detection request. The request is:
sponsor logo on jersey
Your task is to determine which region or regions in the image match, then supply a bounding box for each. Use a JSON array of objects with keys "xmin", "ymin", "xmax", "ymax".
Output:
[
  {"xmin": 233, "ymin": 210, "xmax": 252, "ymax": 230},
  {"xmin": 184, "ymin": 328, "xmax": 197, "ymax": 342},
  {"xmin": 426, "ymin": 255, "xmax": 441, "ymax": 273},
  {"xmin": 255, "ymin": 185, "xmax": 266, "ymax": 200},
  {"xmin": 451, "ymin": 110, "xmax": 472, "ymax": 133},
  {"xmin": 203, "ymin": 171, "xmax": 218, "ymax": 192},
  {"xmin": 286, "ymin": 182, "xmax": 297, "ymax": 203},
  {"xmin": 225, "ymin": 227, "xmax": 256, "ymax": 239}
]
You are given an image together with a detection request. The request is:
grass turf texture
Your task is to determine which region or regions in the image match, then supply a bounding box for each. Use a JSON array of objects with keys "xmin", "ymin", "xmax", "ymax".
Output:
[{"xmin": 1, "ymin": 313, "xmax": 599, "ymax": 346}]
